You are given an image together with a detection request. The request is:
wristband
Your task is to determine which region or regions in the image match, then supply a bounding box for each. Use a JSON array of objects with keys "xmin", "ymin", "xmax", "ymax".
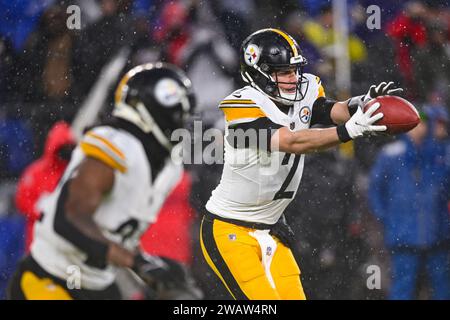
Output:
[{"xmin": 337, "ymin": 124, "xmax": 352, "ymax": 142}]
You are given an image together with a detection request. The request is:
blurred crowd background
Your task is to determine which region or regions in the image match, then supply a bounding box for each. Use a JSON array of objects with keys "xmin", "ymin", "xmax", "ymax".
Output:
[{"xmin": 0, "ymin": 0, "xmax": 449, "ymax": 299}]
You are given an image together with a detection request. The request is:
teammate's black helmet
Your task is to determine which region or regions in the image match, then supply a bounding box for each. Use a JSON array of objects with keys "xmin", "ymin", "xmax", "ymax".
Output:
[
  {"xmin": 240, "ymin": 28, "xmax": 309, "ymax": 105},
  {"xmin": 113, "ymin": 62, "xmax": 195, "ymax": 150}
]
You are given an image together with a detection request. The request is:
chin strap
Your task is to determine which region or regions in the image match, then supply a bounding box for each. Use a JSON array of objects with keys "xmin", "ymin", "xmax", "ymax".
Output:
[
  {"xmin": 113, "ymin": 102, "xmax": 173, "ymax": 152},
  {"xmin": 242, "ymin": 71, "xmax": 291, "ymax": 106},
  {"xmin": 241, "ymin": 69, "xmax": 308, "ymax": 106}
]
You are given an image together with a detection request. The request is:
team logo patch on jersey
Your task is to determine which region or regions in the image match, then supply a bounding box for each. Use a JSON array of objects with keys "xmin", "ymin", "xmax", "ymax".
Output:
[
  {"xmin": 228, "ymin": 234, "xmax": 237, "ymax": 241},
  {"xmin": 299, "ymin": 106, "xmax": 311, "ymax": 124},
  {"xmin": 244, "ymin": 44, "xmax": 260, "ymax": 66}
]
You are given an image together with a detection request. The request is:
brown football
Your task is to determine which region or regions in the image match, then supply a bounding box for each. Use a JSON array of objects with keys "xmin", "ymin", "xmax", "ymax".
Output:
[{"xmin": 364, "ymin": 95, "xmax": 420, "ymax": 134}]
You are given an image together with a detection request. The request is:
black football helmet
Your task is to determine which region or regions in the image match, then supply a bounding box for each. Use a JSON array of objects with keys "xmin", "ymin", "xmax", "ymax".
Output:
[
  {"xmin": 113, "ymin": 62, "xmax": 195, "ymax": 150},
  {"xmin": 240, "ymin": 28, "xmax": 309, "ymax": 105}
]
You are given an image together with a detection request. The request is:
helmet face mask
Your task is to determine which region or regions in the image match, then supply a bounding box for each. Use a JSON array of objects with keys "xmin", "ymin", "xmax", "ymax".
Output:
[
  {"xmin": 240, "ymin": 28, "xmax": 309, "ymax": 106},
  {"xmin": 270, "ymin": 64, "xmax": 309, "ymax": 105}
]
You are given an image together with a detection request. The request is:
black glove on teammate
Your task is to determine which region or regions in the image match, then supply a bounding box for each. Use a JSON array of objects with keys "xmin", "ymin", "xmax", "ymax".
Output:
[{"xmin": 131, "ymin": 252, "xmax": 186, "ymax": 291}]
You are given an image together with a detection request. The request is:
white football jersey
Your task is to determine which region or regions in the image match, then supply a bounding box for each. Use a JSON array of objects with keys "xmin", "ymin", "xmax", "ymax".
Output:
[
  {"xmin": 206, "ymin": 73, "xmax": 325, "ymax": 225},
  {"xmin": 31, "ymin": 125, "xmax": 182, "ymax": 290}
]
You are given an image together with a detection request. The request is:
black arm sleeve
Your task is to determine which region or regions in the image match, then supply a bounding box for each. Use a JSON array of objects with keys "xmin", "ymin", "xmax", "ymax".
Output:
[
  {"xmin": 227, "ymin": 117, "xmax": 282, "ymax": 152},
  {"xmin": 310, "ymin": 97, "xmax": 337, "ymax": 126},
  {"xmin": 53, "ymin": 181, "xmax": 109, "ymax": 269}
]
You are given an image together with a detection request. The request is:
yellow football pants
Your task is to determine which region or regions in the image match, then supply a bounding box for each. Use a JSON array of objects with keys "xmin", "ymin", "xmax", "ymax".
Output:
[
  {"xmin": 200, "ymin": 215, "xmax": 306, "ymax": 300},
  {"xmin": 8, "ymin": 256, "xmax": 73, "ymax": 300},
  {"xmin": 8, "ymin": 255, "xmax": 121, "ymax": 300}
]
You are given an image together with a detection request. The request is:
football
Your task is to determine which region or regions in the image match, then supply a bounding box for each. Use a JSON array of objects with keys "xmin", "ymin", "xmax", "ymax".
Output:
[{"xmin": 364, "ymin": 96, "xmax": 420, "ymax": 134}]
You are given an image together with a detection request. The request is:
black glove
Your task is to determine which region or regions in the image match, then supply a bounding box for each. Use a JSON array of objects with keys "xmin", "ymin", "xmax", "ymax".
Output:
[
  {"xmin": 365, "ymin": 81, "xmax": 403, "ymax": 100},
  {"xmin": 131, "ymin": 252, "xmax": 186, "ymax": 292},
  {"xmin": 347, "ymin": 81, "xmax": 404, "ymax": 116}
]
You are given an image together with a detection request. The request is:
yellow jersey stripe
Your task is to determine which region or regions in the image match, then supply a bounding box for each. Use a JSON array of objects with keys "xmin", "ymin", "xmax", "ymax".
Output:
[
  {"xmin": 269, "ymin": 28, "xmax": 299, "ymax": 57},
  {"xmin": 81, "ymin": 142, "xmax": 127, "ymax": 173},
  {"xmin": 318, "ymin": 84, "xmax": 325, "ymax": 98},
  {"xmin": 315, "ymin": 76, "xmax": 325, "ymax": 97},
  {"xmin": 221, "ymin": 107, "xmax": 266, "ymax": 122},
  {"xmin": 86, "ymin": 132, "xmax": 126, "ymax": 160},
  {"xmin": 220, "ymin": 99, "xmax": 255, "ymax": 105},
  {"xmin": 219, "ymin": 105, "xmax": 259, "ymax": 108}
]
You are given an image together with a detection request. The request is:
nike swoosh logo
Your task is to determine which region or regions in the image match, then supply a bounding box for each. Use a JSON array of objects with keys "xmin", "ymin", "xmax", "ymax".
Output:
[{"xmin": 233, "ymin": 94, "xmax": 242, "ymax": 98}]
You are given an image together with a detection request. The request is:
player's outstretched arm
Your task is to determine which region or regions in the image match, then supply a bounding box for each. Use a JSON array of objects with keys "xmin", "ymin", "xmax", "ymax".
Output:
[
  {"xmin": 272, "ymin": 126, "xmax": 342, "ymax": 154},
  {"xmin": 63, "ymin": 157, "xmax": 135, "ymax": 268},
  {"xmin": 272, "ymin": 102, "xmax": 386, "ymax": 154}
]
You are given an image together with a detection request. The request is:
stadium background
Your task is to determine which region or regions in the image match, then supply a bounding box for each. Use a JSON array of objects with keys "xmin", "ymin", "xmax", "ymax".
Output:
[{"xmin": 0, "ymin": 0, "xmax": 449, "ymax": 299}]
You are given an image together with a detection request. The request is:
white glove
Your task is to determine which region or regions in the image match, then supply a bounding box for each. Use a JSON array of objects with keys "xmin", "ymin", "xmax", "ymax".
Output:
[
  {"xmin": 337, "ymin": 102, "xmax": 387, "ymax": 142},
  {"xmin": 363, "ymin": 81, "xmax": 403, "ymax": 103}
]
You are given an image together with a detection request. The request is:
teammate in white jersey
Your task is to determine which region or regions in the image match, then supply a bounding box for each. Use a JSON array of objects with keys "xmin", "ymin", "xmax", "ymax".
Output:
[
  {"xmin": 8, "ymin": 63, "xmax": 196, "ymax": 300},
  {"xmin": 201, "ymin": 28, "xmax": 403, "ymax": 300}
]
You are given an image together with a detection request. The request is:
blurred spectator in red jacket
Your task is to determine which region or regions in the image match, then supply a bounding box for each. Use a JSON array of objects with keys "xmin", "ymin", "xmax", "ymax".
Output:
[
  {"xmin": 140, "ymin": 171, "xmax": 195, "ymax": 265},
  {"xmin": 15, "ymin": 121, "xmax": 75, "ymax": 251},
  {"xmin": 413, "ymin": 21, "xmax": 450, "ymax": 104},
  {"xmin": 386, "ymin": 1, "xmax": 428, "ymax": 98},
  {"xmin": 153, "ymin": 1, "xmax": 191, "ymax": 66}
]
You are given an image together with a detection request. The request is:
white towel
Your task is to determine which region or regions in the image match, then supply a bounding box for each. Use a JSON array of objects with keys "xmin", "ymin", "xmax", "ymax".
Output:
[{"xmin": 249, "ymin": 229, "xmax": 277, "ymax": 289}]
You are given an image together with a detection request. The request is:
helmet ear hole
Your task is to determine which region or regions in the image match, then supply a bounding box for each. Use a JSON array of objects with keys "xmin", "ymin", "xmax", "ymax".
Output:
[{"xmin": 260, "ymin": 63, "xmax": 269, "ymax": 72}]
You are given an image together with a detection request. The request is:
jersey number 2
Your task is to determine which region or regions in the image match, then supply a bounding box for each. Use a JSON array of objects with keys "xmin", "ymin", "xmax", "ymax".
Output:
[{"xmin": 273, "ymin": 154, "xmax": 300, "ymax": 200}]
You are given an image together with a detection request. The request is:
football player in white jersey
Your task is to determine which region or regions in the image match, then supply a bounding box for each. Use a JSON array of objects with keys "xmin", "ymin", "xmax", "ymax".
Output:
[
  {"xmin": 8, "ymin": 63, "xmax": 196, "ymax": 300},
  {"xmin": 201, "ymin": 28, "xmax": 403, "ymax": 300}
]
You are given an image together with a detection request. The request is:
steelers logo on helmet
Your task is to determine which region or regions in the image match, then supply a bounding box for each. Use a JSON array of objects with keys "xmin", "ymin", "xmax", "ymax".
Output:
[
  {"xmin": 244, "ymin": 44, "xmax": 261, "ymax": 66},
  {"xmin": 299, "ymin": 106, "xmax": 311, "ymax": 124},
  {"xmin": 154, "ymin": 78, "xmax": 184, "ymax": 107}
]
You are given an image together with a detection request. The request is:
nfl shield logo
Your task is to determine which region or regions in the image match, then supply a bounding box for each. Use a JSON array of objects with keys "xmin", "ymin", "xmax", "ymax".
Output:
[
  {"xmin": 266, "ymin": 246, "xmax": 272, "ymax": 256},
  {"xmin": 228, "ymin": 234, "xmax": 236, "ymax": 241}
]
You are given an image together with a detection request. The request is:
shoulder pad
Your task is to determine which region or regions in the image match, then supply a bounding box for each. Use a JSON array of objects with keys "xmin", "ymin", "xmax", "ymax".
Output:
[
  {"xmin": 219, "ymin": 87, "xmax": 266, "ymax": 123},
  {"xmin": 80, "ymin": 127, "xmax": 128, "ymax": 173}
]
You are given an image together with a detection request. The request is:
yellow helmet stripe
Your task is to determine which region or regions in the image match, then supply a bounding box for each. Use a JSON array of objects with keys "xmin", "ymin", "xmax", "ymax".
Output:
[
  {"xmin": 114, "ymin": 63, "xmax": 158, "ymax": 104},
  {"xmin": 114, "ymin": 73, "xmax": 131, "ymax": 104},
  {"xmin": 268, "ymin": 28, "xmax": 299, "ymax": 57}
]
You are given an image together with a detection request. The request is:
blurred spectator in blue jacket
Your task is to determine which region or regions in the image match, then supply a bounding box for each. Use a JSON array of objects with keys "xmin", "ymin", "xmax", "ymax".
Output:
[
  {"xmin": 368, "ymin": 106, "xmax": 450, "ymax": 300},
  {"xmin": 0, "ymin": 0, "xmax": 52, "ymax": 52},
  {"xmin": 0, "ymin": 182, "xmax": 25, "ymax": 300},
  {"xmin": 0, "ymin": 116, "xmax": 34, "ymax": 179}
]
